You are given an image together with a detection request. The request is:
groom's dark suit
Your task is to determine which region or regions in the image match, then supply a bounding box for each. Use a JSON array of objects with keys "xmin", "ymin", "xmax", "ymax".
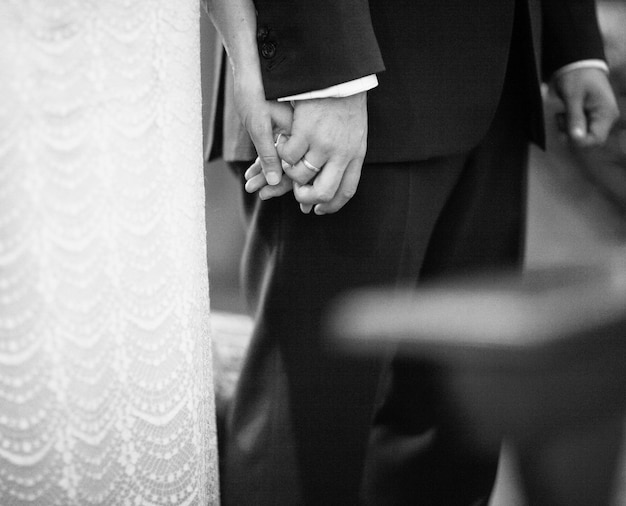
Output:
[{"xmin": 215, "ymin": 1, "xmax": 606, "ymax": 505}]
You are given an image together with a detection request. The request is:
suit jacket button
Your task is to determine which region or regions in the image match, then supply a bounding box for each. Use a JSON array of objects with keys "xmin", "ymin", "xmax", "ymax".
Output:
[
  {"xmin": 260, "ymin": 41, "xmax": 276, "ymax": 59},
  {"xmin": 257, "ymin": 27, "xmax": 269, "ymax": 41}
]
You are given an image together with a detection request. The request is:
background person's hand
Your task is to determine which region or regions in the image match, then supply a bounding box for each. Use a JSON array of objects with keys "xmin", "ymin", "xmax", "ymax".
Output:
[{"xmin": 552, "ymin": 67, "xmax": 619, "ymax": 148}]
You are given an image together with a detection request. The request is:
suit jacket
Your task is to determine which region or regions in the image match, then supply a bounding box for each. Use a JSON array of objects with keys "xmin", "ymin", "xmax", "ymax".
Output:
[{"xmin": 234, "ymin": 0, "xmax": 605, "ymax": 163}]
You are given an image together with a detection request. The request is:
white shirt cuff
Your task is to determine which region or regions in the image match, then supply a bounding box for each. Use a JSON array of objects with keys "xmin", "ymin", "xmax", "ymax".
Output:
[
  {"xmin": 552, "ymin": 59, "xmax": 610, "ymax": 80},
  {"xmin": 277, "ymin": 61, "xmax": 608, "ymax": 102},
  {"xmin": 277, "ymin": 74, "xmax": 378, "ymax": 102}
]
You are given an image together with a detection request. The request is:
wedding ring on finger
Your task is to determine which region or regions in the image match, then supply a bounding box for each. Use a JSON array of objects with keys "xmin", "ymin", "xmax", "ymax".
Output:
[
  {"xmin": 302, "ymin": 157, "xmax": 321, "ymax": 173},
  {"xmin": 274, "ymin": 132, "xmax": 284, "ymax": 147}
]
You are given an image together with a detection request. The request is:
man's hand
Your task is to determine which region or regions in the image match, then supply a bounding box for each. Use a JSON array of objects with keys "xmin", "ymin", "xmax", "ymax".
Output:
[
  {"xmin": 274, "ymin": 92, "xmax": 368, "ymax": 215},
  {"xmin": 552, "ymin": 67, "xmax": 619, "ymax": 148}
]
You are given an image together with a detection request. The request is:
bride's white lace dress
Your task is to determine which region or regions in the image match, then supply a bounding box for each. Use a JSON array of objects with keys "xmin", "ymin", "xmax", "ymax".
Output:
[{"xmin": 0, "ymin": 0, "xmax": 219, "ymax": 504}]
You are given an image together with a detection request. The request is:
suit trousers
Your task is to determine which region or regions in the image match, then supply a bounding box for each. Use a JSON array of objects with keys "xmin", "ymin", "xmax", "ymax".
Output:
[{"xmin": 222, "ymin": 53, "xmax": 529, "ymax": 506}]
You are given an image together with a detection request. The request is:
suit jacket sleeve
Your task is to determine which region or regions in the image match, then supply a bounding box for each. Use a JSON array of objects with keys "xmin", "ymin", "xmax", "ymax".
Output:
[
  {"xmin": 253, "ymin": 0, "xmax": 385, "ymax": 100},
  {"xmin": 541, "ymin": 0, "xmax": 606, "ymax": 78}
]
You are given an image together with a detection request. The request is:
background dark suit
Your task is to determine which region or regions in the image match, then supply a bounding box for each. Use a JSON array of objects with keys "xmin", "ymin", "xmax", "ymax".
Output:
[{"xmin": 211, "ymin": 1, "xmax": 607, "ymax": 504}]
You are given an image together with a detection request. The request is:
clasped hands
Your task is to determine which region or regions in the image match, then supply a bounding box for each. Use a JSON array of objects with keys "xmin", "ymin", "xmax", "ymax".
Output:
[{"xmin": 240, "ymin": 91, "xmax": 368, "ymax": 215}]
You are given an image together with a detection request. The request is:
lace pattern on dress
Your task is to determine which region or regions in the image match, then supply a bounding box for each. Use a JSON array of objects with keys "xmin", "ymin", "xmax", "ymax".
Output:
[{"xmin": 0, "ymin": 0, "xmax": 218, "ymax": 504}]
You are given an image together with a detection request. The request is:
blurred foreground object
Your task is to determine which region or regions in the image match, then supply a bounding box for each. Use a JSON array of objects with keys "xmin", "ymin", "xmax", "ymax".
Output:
[{"xmin": 330, "ymin": 262, "xmax": 626, "ymax": 506}]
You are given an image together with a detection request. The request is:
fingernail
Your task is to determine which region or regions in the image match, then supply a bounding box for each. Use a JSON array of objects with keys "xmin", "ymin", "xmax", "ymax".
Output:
[
  {"xmin": 281, "ymin": 160, "xmax": 291, "ymax": 170},
  {"xmin": 572, "ymin": 126, "xmax": 586, "ymax": 139},
  {"xmin": 300, "ymin": 204, "xmax": 313, "ymax": 214},
  {"xmin": 266, "ymin": 173, "xmax": 281, "ymax": 186},
  {"xmin": 314, "ymin": 206, "xmax": 325, "ymax": 216}
]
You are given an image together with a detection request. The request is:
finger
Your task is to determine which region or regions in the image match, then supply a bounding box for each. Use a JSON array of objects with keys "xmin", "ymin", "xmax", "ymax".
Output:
[
  {"xmin": 285, "ymin": 152, "xmax": 326, "ymax": 185},
  {"xmin": 564, "ymin": 93, "xmax": 590, "ymax": 146},
  {"xmin": 293, "ymin": 183, "xmax": 314, "ymax": 214},
  {"xmin": 246, "ymin": 152, "xmax": 293, "ymax": 193},
  {"xmin": 274, "ymin": 132, "xmax": 288, "ymax": 148},
  {"xmin": 293, "ymin": 157, "xmax": 349, "ymax": 206},
  {"xmin": 269, "ymin": 103, "xmax": 295, "ymax": 141},
  {"xmin": 245, "ymin": 158, "xmax": 262, "ymax": 181},
  {"xmin": 246, "ymin": 156, "xmax": 290, "ymax": 185},
  {"xmin": 248, "ymin": 119, "xmax": 283, "ymax": 186},
  {"xmin": 259, "ymin": 177, "xmax": 293, "ymax": 200},
  {"xmin": 587, "ymin": 114, "xmax": 615, "ymax": 146},
  {"xmin": 313, "ymin": 158, "xmax": 363, "ymax": 215},
  {"xmin": 546, "ymin": 93, "xmax": 570, "ymax": 140},
  {"xmin": 277, "ymin": 133, "xmax": 309, "ymax": 167},
  {"xmin": 274, "ymin": 132, "xmax": 293, "ymax": 170},
  {"xmin": 586, "ymin": 98, "xmax": 620, "ymax": 146},
  {"xmin": 245, "ymin": 173, "xmax": 270, "ymax": 193}
]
